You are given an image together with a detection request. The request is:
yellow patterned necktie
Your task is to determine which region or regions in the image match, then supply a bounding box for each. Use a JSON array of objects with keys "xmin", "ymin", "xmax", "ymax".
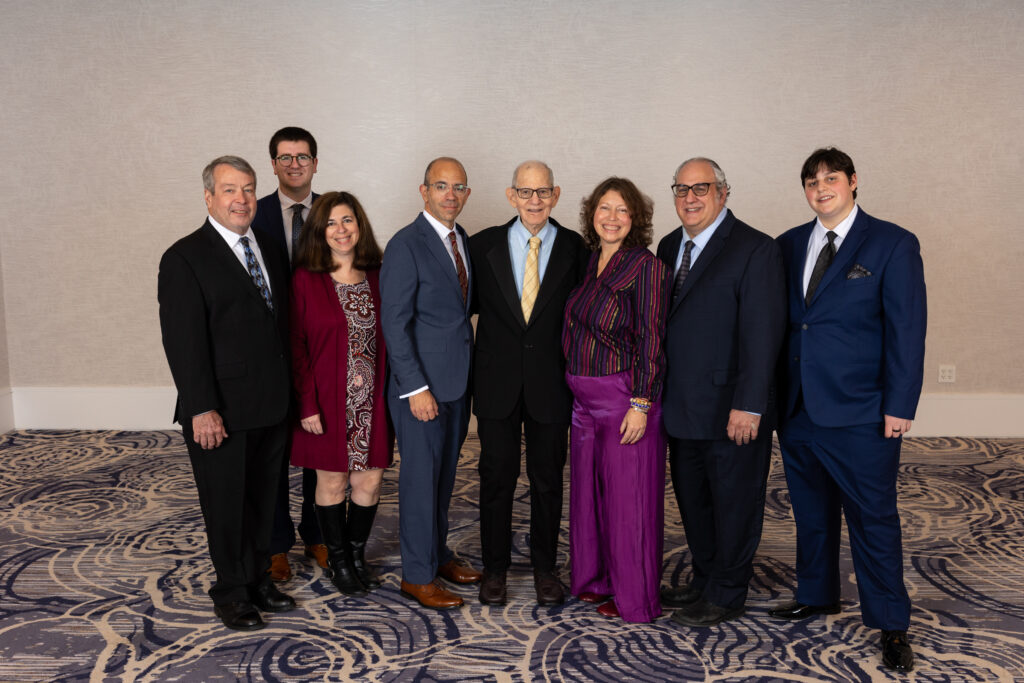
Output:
[{"xmin": 521, "ymin": 236, "xmax": 541, "ymax": 322}]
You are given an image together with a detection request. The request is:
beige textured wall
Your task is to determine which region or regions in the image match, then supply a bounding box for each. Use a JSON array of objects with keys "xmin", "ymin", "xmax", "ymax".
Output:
[
  {"xmin": 0, "ymin": 245, "xmax": 9, "ymax": 388},
  {"xmin": 0, "ymin": 0, "xmax": 1021, "ymax": 395}
]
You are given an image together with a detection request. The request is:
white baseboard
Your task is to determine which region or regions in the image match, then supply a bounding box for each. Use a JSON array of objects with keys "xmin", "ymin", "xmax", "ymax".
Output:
[
  {"xmin": 5, "ymin": 387, "xmax": 1023, "ymax": 437},
  {"xmin": 0, "ymin": 387, "xmax": 13, "ymax": 433},
  {"xmin": 12, "ymin": 386, "xmax": 179, "ymax": 430}
]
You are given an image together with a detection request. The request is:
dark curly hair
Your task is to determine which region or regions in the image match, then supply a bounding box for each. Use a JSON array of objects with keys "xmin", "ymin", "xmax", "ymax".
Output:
[
  {"xmin": 579, "ymin": 177, "xmax": 654, "ymax": 251},
  {"xmin": 294, "ymin": 191, "xmax": 383, "ymax": 272}
]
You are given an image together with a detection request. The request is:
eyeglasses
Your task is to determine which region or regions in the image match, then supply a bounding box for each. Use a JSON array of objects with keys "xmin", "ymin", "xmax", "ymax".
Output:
[
  {"xmin": 427, "ymin": 181, "xmax": 469, "ymax": 195},
  {"xmin": 670, "ymin": 182, "xmax": 714, "ymax": 198},
  {"xmin": 275, "ymin": 154, "xmax": 314, "ymax": 167},
  {"xmin": 512, "ymin": 186, "xmax": 555, "ymax": 200}
]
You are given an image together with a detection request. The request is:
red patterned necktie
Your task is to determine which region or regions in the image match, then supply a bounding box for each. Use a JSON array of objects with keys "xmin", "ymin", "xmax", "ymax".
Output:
[{"xmin": 447, "ymin": 230, "xmax": 469, "ymax": 303}]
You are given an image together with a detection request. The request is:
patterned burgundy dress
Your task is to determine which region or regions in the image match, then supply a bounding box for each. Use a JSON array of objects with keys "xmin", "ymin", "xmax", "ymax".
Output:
[{"xmin": 335, "ymin": 279, "xmax": 376, "ymax": 471}]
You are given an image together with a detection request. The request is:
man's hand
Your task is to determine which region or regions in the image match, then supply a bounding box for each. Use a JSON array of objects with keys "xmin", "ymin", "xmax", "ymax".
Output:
[
  {"xmin": 726, "ymin": 410, "xmax": 761, "ymax": 446},
  {"xmin": 409, "ymin": 390, "xmax": 439, "ymax": 422},
  {"xmin": 884, "ymin": 415, "xmax": 912, "ymax": 438},
  {"xmin": 192, "ymin": 411, "xmax": 228, "ymax": 450},
  {"xmin": 619, "ymin": 408, "xmax": 648, "ymax": 445},
  {"xmin": 301, "ymin": 414, "xmax": 324, "ymax": 434}
]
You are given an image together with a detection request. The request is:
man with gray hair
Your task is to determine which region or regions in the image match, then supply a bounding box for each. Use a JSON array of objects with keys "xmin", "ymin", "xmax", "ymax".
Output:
[
  {"xmin": 159, "ymin": 156, "xmax": 295, "ymax": 630},
  {"xmin": 655, "ymin": 157, "xmax": 786, "ymax": 626},
  {"xmin": 469, "ymin": 161, "xmax": 586, "ymax": 606}
]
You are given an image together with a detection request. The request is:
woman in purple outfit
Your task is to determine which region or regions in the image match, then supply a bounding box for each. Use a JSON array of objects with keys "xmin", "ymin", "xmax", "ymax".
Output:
[{"xmin": 561, "ymin": 177, "xmax": 670, "ymax": 622}]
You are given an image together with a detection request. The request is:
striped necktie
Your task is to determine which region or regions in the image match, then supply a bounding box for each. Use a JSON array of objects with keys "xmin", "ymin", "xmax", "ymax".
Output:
[{"xmin": 521, "ymin": 236, "xmax": 541, "ymax": 322}]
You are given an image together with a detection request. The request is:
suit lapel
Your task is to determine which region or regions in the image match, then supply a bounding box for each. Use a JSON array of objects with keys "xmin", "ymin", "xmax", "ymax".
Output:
[
  {"xmin": 530, "ymin": 228, "xmax": 573, "ymax": 325},
  {"xmin": 486, "ymin": 231, "xmax": 525, "ymax": 326},
  {"xmin": 417, "ymin": 215, "xmax": 469, "ymax": 309},
  {"xmin": 807, "ymin": 211, "xmax": 870, "ymax": 307},
  {"xmin": 670, "ymin": 211, "xmax": 735, "ymax": 312}
]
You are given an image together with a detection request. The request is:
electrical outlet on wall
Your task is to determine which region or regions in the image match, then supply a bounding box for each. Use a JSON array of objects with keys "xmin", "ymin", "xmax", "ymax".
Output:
[{"xmin": 938, "ymin": 364, "xmax": 956, "ymax": 383}]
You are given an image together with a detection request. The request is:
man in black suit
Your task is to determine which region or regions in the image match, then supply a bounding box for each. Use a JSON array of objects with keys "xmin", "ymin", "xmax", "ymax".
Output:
[
  {"xmin": 251, "ymin": 126, "xmax": 323, "ymax": 582},
  {"xmin": 655, "ymin": 157, "xmax": 786, "ymax": 627},
  {"xmin": 158, "ymin": 156, "xmax": 296, "ymax": 630},
  {"xmin": 470, "ymin": 160, "xmax": 586, "ymax": 606}
]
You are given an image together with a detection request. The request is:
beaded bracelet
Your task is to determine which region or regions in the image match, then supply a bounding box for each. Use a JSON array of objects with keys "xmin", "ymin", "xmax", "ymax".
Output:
[{"xmin": 629, "ymin": 398, "xmax": 651, "ymax": 414}]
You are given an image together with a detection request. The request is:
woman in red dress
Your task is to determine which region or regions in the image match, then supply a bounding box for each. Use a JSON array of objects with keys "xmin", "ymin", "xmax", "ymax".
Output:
[{"xmin": 290, "ymin": 191, "xmax": 393, "ymax": 596}]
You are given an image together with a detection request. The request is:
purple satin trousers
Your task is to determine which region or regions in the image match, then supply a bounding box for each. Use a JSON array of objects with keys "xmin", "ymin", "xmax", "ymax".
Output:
[{"xmin": 566, "ymin": 371, "xmax": 665, "ymax": 622}]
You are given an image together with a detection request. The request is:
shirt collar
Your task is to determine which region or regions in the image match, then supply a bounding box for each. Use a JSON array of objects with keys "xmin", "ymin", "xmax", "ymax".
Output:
[
  {"xmin": 208, "ymin": 215, "xmax": 255, "ymax": 246},
  {"xmin": 510, "ymin": 217, "xmax": 554, "ymax": 247},
  {"xmin": 421, "ymin": 210, "xmax": 459, "ymax": 239},
  {"xmin": 684, "ymin": 207, "xmax": 728, "ymax": 251},
  {"xmin": 278, "ymin": 189, "xmax": 313, "ymax": 210},
  {"xmin": 812, "ymin": 204, "xmax": 859, "ymax": 244}
]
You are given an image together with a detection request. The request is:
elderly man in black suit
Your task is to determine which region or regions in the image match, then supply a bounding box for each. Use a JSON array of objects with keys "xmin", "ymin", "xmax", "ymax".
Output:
[
  {"xmin": 656, "ymin": 157, "xmax": 786, "ymax": 627},
  {"xmin": 158, "ymin": 156, "xmax": 295, "ymax": 630},
  {"xmin": 469, "ymin": 160, "xmax": 587, "ymax": 606}
]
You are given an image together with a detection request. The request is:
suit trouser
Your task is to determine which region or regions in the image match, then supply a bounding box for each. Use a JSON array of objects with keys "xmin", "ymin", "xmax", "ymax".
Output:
[
  {"xmin": 566, "ymin": 371, "xmax": 664, "ymax": 623},
  {"xmin": 183, "ymin": 419, "xmax": 286, "ymax": 605},
  {"xmin": 477, "ymin": 394, "xmax": 568, "ymax": 573},
  {"xmin": 667, "ymin": 432, "xmax": 772, "ymax": 610},
  {"xmin": 391, "ymin": 391, "xmax": 470, "ymax": 585},
  {"xmin": 270, "ymin": 461, "xmax": 321, "ymax": 554},
  {"xmin": 778, "ymin": 406, "xmax": 910, "ymax": 630}
]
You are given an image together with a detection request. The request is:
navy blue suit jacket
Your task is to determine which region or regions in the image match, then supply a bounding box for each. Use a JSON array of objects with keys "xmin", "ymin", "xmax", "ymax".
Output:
[
  {"xmin": 656, "ymin": 210, "xmax": 786, "ymax": 439},
  {"xmin": 252, "ymin": 190, "xmax": 320, "ymax": 262},
  {"xmin": 777, "ymin": 209, "xmax": 927, "ymax": 427},
  {"xmin": 380, "ymin": 213, "xmax": 474, "ymax": 403}
]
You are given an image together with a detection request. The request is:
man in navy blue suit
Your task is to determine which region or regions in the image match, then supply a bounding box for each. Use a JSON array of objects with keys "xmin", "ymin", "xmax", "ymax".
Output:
[
  {"xmin": 772, "ymin": 148, "xmax": 926, "ymax": 673},
  {"xmin": 251, "ymin": 126, "xmax": 323, "ymax": 582},
  {"xmin": 381, "ymin": 157, "xmax": 482, "ymax": 610},
  {"xmin": 656, "ymin": 158, "xmax": 786, "ymax": 627}
]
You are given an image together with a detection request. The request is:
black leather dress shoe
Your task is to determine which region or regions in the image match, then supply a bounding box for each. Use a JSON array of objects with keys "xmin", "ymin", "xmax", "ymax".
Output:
[
  {"xmin": 478, "ymin": 570, "xmax": 508, "ymax": 605},
  {"xmin": 250, "ymin": 582, "xmax": 297, "ymax": 613},
  {"xmin": 214, "ymin": 601, "xmax": 264, "ymax": 631},
  {"xmin": 669, "ymin": 598, "xmax": 744, "ymax": 627},
  {"xmin": 768, "ymin": 599, "xmax": 841, "ymax": 620},
  {"xmin": 881, "ymin": 630, "xmax": 914, "ymax": 672},
  {"xmin": 533, "ymin": 570, "xmax": 565, "ymax": 606},
  {"xmin": 660, "ymin": 583, "xmax": 701, "ymax": 608}
]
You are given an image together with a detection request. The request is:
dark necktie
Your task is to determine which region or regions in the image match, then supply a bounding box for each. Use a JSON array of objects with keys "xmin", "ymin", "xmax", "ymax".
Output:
[
  {"xmin": 447, "ymin": 230, "xmax": 469, "ymax": 303},
  {"xmin": 291, "ymin": 204, "xmax": 304, "ymax": 259},
  {"xmin": 240, "ymin": 236, "xmax": 274, "ymax": 311},
  {"xmin": 671, "ymin": 239, "xmax": 694, "ymax": 303},
  {"xmin": 805, "ymin": 231, "xmax": 837, "ymax": 305}
]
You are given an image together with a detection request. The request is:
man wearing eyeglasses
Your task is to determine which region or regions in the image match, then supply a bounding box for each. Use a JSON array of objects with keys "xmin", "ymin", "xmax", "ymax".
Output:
[
  {"xmin": 251, "ymin": 126, "xmax": 323, "ymax": 584},
  {"xmin": 468, "ymin": 161, "xmax": 587, "ymax": 606},
  {"xmin": 380, "ymin": 157, "xmax": 480, "ymax": 609},
  {"xmin": 656, "ymin": 157, "xmax": 785, "ymax": 627}
]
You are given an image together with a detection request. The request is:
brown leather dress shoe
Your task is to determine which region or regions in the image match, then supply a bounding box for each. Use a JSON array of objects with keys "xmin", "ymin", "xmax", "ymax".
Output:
[
  {"xmin": 269, "ymin": 553, "xmax": 291, "ymax": 582},
  {"xmin": 437, "ymin": 558, "xmax": 483, "ymax": 584},
  {"xmin": 596, "ymin": 599, "xmax": 620, "ymax": 618},
  {"xmin": 478, "ymin": 571, "xmax": 508, "ymax": 605},
  {"xmin": 304, "ymin": 543, "xmax": 329, "ymax": 569},
  {"xmin": 400, "ymin": 580, "xmax": 464, "ymax": 610},
  {"xmin": 578, "ymin": 591, "xmax": 610, "ymax": 604},
  {"xmin": 533, "ymin": 570, "xmax": 565, "ymax": 606}
]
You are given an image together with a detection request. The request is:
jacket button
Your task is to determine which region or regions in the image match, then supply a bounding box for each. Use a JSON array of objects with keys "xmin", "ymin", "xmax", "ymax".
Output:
[{"xmin": 801, "ymin": 323, "xmax": 808, "ymax": 330}]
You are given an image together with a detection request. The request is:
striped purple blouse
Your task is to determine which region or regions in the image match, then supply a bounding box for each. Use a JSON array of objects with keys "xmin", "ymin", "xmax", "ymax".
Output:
[{"xmin": 562, "ymin": 246, "xmax": 670, "ymax": 401}]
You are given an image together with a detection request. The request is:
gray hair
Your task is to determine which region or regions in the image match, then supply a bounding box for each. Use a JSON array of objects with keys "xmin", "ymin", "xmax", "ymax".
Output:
[
  {"xmin": 511, "ymin": 160, "xmax": 555, "ymax": 188},
  {"xmin": 674, "ymin": 157, "xmax": 731, "ymax": 198},
  {"xmin": 202, "ymin": 155, "xmax": 256, "ymax": 193}
]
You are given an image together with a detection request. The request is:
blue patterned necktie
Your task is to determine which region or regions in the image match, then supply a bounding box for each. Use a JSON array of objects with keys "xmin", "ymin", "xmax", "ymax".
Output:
[
  {"xmin": 671, "ymin": 239, "xmax": 694, "ymax": 303},
  {"xmin": 239, "ymin": 236, "xmax": 274, "ymax": 311},
  {"xmin": 291, "ymin": 204, "xmax": 304, "ymax": 260}
]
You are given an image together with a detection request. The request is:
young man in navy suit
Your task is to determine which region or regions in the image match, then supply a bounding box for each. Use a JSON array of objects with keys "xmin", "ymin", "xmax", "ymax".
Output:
[
  {"xmin": 251, "ymin": 126, "xmax": 323, "ymax": 582},
  {"xmin": 656, "ymin": 158, "xmax": 786, "ymax": 627},
  {"xmin": 381, "ymin": 157, "xmax": 482, "ymax": 610},
  {"xmin": 772, "ymin": 148, "xmax": 926, "ymax": 672}
]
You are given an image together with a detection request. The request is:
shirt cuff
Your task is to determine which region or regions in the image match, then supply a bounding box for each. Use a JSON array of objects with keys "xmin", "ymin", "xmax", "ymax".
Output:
[{"xmin": 399, "ymin": 385, "xmax": 429, "ymax": 399}]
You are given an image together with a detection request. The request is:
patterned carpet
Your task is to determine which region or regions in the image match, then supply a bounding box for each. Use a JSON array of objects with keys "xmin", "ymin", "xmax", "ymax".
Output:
[{"xmin": 0, "ymin": 431, "xmax": 1023, "ymax": 682}]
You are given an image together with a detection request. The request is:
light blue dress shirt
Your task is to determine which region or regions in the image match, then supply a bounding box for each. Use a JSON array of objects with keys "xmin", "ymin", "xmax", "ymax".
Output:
[
  {"xmin": 673, "ymin": 207, "xmax": 728, "ymax": 276},
  {"xmin": 508, "ymin": 218, "xmax": 556, "ymax": 296}
]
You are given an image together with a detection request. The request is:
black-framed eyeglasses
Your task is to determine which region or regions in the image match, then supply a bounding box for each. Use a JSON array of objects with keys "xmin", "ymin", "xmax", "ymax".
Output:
[
  {"xmin": 275, "ymin": 154, "xmax": 314, "ymax": 167},
  {"xmin": 671, "ymin": 182, "xmax": 713, "ymax": 198},
  {"xmin": 512, "ymin": 186, "xmax": 555, "ymax": 200},
  {"xmin": 427, "ymin": 181, "xmax": 469, "ymax": 195}
]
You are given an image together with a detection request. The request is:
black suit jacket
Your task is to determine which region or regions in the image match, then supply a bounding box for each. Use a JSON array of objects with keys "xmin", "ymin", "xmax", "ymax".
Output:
[
  {"xmin": 252, "ymin": 190, "xmax": 320, "ymax": 263},
  {"xmin": 656, "ymin": 210, "xmax": 786, "ymax": 440},
  {"xmin": 158, "ymin": 220, "xmax": 291, "ymax": 431},
  {"xmin": 470, "ymin": 217, "xmax": 587, "ymax": 424}
]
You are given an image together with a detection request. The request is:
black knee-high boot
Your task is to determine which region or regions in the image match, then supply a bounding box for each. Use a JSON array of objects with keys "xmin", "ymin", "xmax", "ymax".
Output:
[
  {"xmin": 346, "ymin": 501, "xmax": 381, "ymax": 589},
  {"xmin": 315, "ymin": 502, "xmax": 366, "ymax": 596}
]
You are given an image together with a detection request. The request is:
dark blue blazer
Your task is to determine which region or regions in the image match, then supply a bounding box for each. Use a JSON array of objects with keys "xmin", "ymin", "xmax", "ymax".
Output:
[
  {"xmin": 656, "ymin": 210, "xmax": 786, "ymax": 440},
  {"xmin": 380, "ymin": 213, "xmax": 474, "ymax": 403},
  {"xmin": 252, "ymin": 190, "xmax": 319, "ymax": 262},
  {"xmin": 777, "ymin": 209, "xmax": 927, "ymax": 427}
]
